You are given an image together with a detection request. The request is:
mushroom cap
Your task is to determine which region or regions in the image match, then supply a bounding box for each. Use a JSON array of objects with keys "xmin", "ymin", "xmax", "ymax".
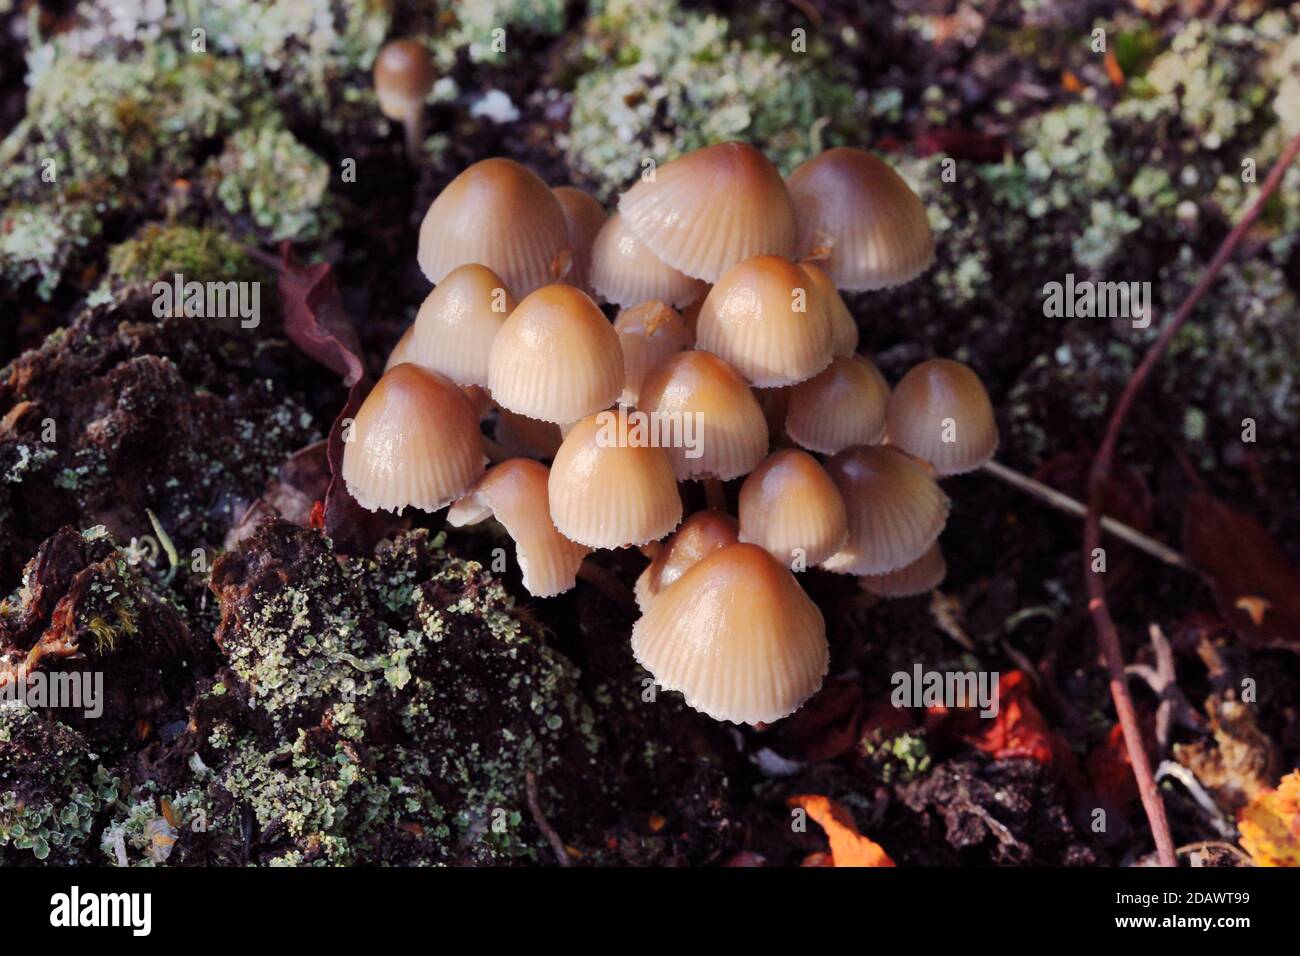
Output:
[
  {"xmin": 785, "ymin": 354, "xmax": 890, "ymax": 455},
  {"xmin": 799, "ymin": 261, "xmax": 858, "ymax": 355},
  {"xmin": 614, "ymin": 301, "xmax": 693, "ymax": 406},
  {"xmin": 552, "ymin": 186, "xmax": 607, "ymax": 295},
  {"xmin": 447, "ymin": 458, "xmax": 590, "ymax": 597},
  {"xmin": 548, "ymin": 410, "xmax": 682, "ymax": 549},
  {"xmin": 342, "ymin": 363, "xmax": 485, "ymax": 513},
  {"xmin": 695, "ymin": 255, "xmax": 834, "ymax": 388},
  {"xmin": 738, "ymin": 449, "xmax": 848, "ymax": 568},
  {"xmin": 618, "ymin": 142, "xmax": 796, "ymax": 282},
  {"xmin": 410, "ymin": 263, "xmax": 515, "ymax": 388},
  {"xmin": 634, "ymin": 509, "xmax": 739, "ymax": 610},
  {"xmin": 487, "ymin": 283, "xmax": 624, "ymax": 424},
  {"xmin": 821, "ymin": 445, "xmax": 950, "ymax": 575},
  {"xmin": 787, "ymin": 147, "xmax": 934, "ymax": 291},
  {"xmin": 636, "ymin": 350, "xmax": 768, "ymax": 480},
  {"xmin": 384, "ymin": 324, "xmax": 416, "ymax": 372},
  {"xmin": 631, "ymin": 542, "xmax": 829, "ymax": 725},
  {"xmin": 493, "ymin": 408, "xmax": 563, "ymax": 460},
  {"xmin": 417, "ymin": 157, "xmax": 569, "ymax": 298},
  {"xmin": 589, "ymin": 212, "xmax": 708, "ymax": 309},
  {"xmin": 373, "ymin": 40, "xmax": 436, "ymax": 118},
  {"xmin": 885, "ymin": 358, "xmax": 998, "ymax": 475},
  {"xmin": 858, "ymin": 542, "xmax": 946, "ymax": 598}
]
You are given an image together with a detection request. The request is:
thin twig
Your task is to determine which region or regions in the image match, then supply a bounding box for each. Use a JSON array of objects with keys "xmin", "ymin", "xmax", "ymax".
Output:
[
  {"xmin": 525, "ymin": 771, "xmax": 571, "ymax": 867},
  {"xmin": 1084, "ymin": 131, "xmax": 1300, "ymax": 868}
]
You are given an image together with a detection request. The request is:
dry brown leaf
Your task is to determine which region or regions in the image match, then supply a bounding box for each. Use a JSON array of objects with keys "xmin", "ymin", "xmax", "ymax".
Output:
[{"xmin": 1238, "ymin": 771, "xmax": 1300, "ymax": 867}]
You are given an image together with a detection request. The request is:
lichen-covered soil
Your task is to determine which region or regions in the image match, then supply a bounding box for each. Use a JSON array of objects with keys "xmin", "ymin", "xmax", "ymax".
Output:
[{"xmin": 1, "ymin": 0, "xmax": 1297, "ymax": 866}]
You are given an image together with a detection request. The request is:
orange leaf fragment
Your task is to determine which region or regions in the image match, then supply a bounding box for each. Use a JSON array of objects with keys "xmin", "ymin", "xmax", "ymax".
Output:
[
  {"xmin": 1234, "ymin": 596, "xmax": 1271, "ymax": 627},
  {"xmin": 1238, "ymin": 771, "xmax": 1300, "ymax": 867},
  {"xmin": 787, "ymin": 794, "xmax": 895, "ymax": 867}
]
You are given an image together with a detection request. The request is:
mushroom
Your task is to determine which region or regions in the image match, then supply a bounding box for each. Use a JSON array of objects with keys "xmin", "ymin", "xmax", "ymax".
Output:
[
  {"xmin": 618, "ymin": 142, "xmax": 796, "ymax": 282},
  {"xmin": 493, "ymin": 408, "xmax": 563, "ymax": 460},
  {"xmin": 417, "ymin": 157, "xmax": 569, "ymax": 298},
  {"xmin": 784, "ymin": 353, "xmax": 890, "ymax": 455},
  {"xmin": 447, "ymin": 458, "xmax": 590, "ymax": 597},
  {"xmin": 631, "ymin": 542, "xmax": 829, "ymax": 725},
  {"xmin": 373, "ymin": 39, "xmax": 437, "ymax": 162},
  {"xmin": 589, "ymin": 212, "xmax": 707, "ymax": 309},
  {"xmin": 548, "ymin": 410, "xmax": 682, "ymax": 549},
  {"xmin": 634, "ymin": 509, "xmax": 739, "ymax": 610},
  {"xmin": 552, "ymin": 186, "xmax": 607, "ymax": 295},
  {"xmin": 738, "ymin": 449, "xmax": 848, "ymax": 568},
  {"xmin": 799, "ymin": 261, "xmax": 858, "ymax": 355},
  {"xmin": 786, "ymin": 147, "xmax": 934, "ymax": 291},
  {"xmin": 410, "ymin": 263, "xmax": 516, "ymax": 388},
  {"xmin": 384, "ymin": 325, "xmax": 416, "ymax": 372},
  {"xmin": 858, "ymin": 542, "xmax": 946, "ymax": 598},
  {"xmin": 695, "ymin": 255, "xmax": 834, "ymax": 387},
  {"xmin": 342, "ymin": 363, "xmax": 486, "ymax": 513},
  {"xmin": 487, "ymin": 283, "xmax": 624, "ymax": 424},
  {"xmin": 614, "ymin": 301, "xmax": 693, "ymax": 407},
  {"xmin": 635, "ymin": 349, "xmax": 768, "ymax": 481},
  {"xmin": 821, "ymin": 445, "xmax": 950, "ymax": 575},
  {"xmin": 885, "ymin": 358, "xmax": 999, "ymax": 476}
]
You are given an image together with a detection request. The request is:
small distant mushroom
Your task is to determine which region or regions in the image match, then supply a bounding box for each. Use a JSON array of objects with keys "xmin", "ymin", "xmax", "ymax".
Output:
[
  {"xmin": 487, "ymin": 283, "xmax": 624, "ymax": 424},
  {"xmin": 409, "ymin": 263, "xmax": 515, "ymax": 388},
  {"xmin": 859, "ymin": 542, "xmax": 946, "ymax": 598},
  {"xmin": 634, "ymin": 509, "xmax": 739, "ymax": 610},
  {"xmin": 738, "ymin": 449, "xmax": 848, "ymax": 568},
  {"xmin": 447, "ymin": 458, "xmax": 590, "ymax": 597},
  {"xmin": 618, "ymin": 142, "xmax": 796, "ymax": 282},
  {"xmin": 631, "ymin": 542, "xmax": 829, "ymax": 725},
  {"xmin": 373, "ymin": 40, "xmax": 437, "ymax": 162},
  {"xmin": 784, "ymin": 353, "xmax": 890, "ymax": 455},
  {"xmin": 552, "ymin": 186, "xmax": 607, "ymax": 295},
  {"xmin": 821, "ymin": 445, "xmax": 950, "ymax": 575},
  {"xmin": 787, "ymin": 147, "xmax": 934, "ymax": 291},
  {"xmin": 885, "ymin": 358, "xmax": 999, "ymax": 476},
  {"xmin": 614, "ymin": 301, "xmax": 693, "ymax": 406},
  {"xmin": 548, "ymin": 410, "xmax": 682, "ymax": 549},
  {"xmin": 799, "ymin": 261, "xmax": 858, "ymax": 355},
  {"xmin": 589, "ymin": 212, "xmax": 707, "ymax": 309},
  {"xmin": 342, "ymin": 363, "xmax": 486, "ymax": 513}
]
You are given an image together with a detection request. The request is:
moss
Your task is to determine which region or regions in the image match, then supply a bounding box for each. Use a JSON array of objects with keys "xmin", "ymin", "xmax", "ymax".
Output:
[
  {"xmin": 436, "ymin": 0, "xmax": 568, "ymax": 66},
  {"xmin": 104, "ymin": 223, "xmax": 268, "ymax": 289}
]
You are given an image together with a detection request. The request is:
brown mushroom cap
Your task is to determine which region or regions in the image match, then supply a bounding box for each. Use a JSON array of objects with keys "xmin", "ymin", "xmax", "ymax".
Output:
[
  {"xmin": 552, "ymin": 186, "xmax": 607, "ymax": 295},
  {"xmin": 636, "ymin": 350, "xmax": 768, "ymax": 480},
  {"xmin": 342, "ymin": 363, "xmax": 485, "ymax": 513},
  {"xmin": 618, "ymin": 142, "xmax": 796, "ymax": 282},
  {"xmin": 799, "ymin": 261, "xmax": 858, "ymax": 355},
  {"xmin": 447, "ymin": 458, "xmax": 590, "ymax": 597},
  {"xmin": 631, "ymin": 542, "xmax": 829, "ymax": 725},
  {"xmin": 858, "ymin": 542, "xmax": 946, "ymax": 598},
  {"xmin": 373, "ymin": 40, "xmax": 436, "ymax": 120},
  {"xmin": 787, "ymin": 147, "xmax": 934, "ymax": 291},
  {"xmin": 547, "ymin": 410, "xmax": 682, "ymax": 549},
  {"xmin": 614, "ymin": 301, "xmax": 693, "ymax": 407},
  {"xmin": 885, "ymin": 358, "xmax": 999, "ymax": 476},
  {"xmin": 410, "ymin": 263, "xmax": 515, "ymax": 388},
  {"xmin": 784, "ymin": 354, "xmax": 890, "ymax": 455},
  {"xmin": 589, "ymin": 212, "xmax": 708, "ymax": 309},
  {"xmin": 634, "ymin": 509, "xmax": 739, "ymax": 610},
  {"xmin": 738, "ymin": 449, "xmax": 848, "ymax": 568},
  {"xmin": 487, "ymin": 283, "xmax": 624, "ymax": 424},
  {"xmin": 384, "ymin": 324, "xmax": 416, "ymax": 372},
  {"xmin": 695, "ymin": 255, "xmax": 834, "ymax": 388},
  {"xmin": 417, "ymin": 157, "xmax": 569, "ymax": 298},
  {"xmin": 493, "ymin": 408, "xmax": 563, "ymax": 460},
  {"xmin": 821, "ymin": 445, "xmax": 950, "ymax": 575}
]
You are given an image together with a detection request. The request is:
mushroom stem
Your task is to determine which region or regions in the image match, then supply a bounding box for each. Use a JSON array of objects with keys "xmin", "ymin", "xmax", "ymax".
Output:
[
  {"xmin": 980, "ymin": 459, "xmax": 1192, "ymax": 571},
  {"xmin": 576, "ymin": 559, "xmax": 637, "ymax": 613},
  {"xmin": 482, "ymin": 435, "xmax": 513, "ymax": 464},
  {"xmin": 703, "ymin": 477, "xmax": 728, "ymax": 513},
  {"xmin": 402, "ymin": 107, "xmax": 425, "ymax": 163}
]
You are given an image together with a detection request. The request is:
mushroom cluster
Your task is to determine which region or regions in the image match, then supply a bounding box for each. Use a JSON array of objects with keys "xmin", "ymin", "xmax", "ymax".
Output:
[{"xmin": 343, "ymin": 141, "xmax": 1000, "ymax": 726}]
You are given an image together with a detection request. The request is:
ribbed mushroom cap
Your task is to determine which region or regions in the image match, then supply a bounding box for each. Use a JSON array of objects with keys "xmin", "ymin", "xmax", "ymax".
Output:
[
  {"xmin": 548, "ymin": 410, "xmax": 682, "ymax": 549},
  {"xmin": 588, "ymin": 212, "xmax": 708, "ymax": 309},
  {"xmin": 858, "ymin": 542, "xmax": 946, "ymax": 598},
  {"xmin": 636, "ymin": 350, "xmax": 768, "ymax": 480},
  {"xmin": 384, "ymin": 325, "xmax": 416, "ymax": 372},
  {"xmin": 885, "ymin": 358, "xmax": 998, "ymax": 476},
  {"xmin": 373, "ymin": 40, "xmax": 436, "ymax": 120},
  {"xmin": 618, "ymin": 142, "xmax": 796, "ymax": 282},
  {"xmin": 417, "ymin": 157, "xmax": 569, "ymax": 298},
  {"xmin": 821, "ymin": 445, "xmax": 950, "ymax": 575},
  {"xmin": 552, "ymin": 186, "xmax": 606, "ymax": 295},
  {"xmin": 695, "ymin": 255, "xmax": 834, "ymax": 388},
  {"xmin": 787, "ymin": 147, "xmax": 934, "ymax": 291},
  {"xmin": 800, "ymin": 261, "xmax": 858, "ymax": 355},
  {"xmin": 631, "ymin": 542, "xmax": 829, "ymax": 725},
  {"xmin": 410, "ymin": 263, "xmax": 515, "ymax": 388},
  {"xmin": 738, "ymin": 449, "xmax": 848, "ymax": 568},
  {"xmin": 755, "ymin": 386, "xmax": 791, "ymax": 444},
  {"xmin": 461, "ymin": 384, "xmax": 494, "ymax": 419},
  {"xmin": 785, "ymin": 354, "xmax": 890, "ymax": 455},
  {"xmin": 447, "ymin": 458, "xmax": 590, "ymax": 597},
  {"xmin": 493, "ymin": 408, "xmax": 563, "ymax": 459},
  {"xmin": 634, "ymin": 510, "xmax": 739, "ymax": 610},
  {"xmin": 614, "ymin": 302, "xmax": 693, "ymax": 406},
  {"xmin": 342, "ymin": 363, "xmax": 485, "ymax": 514},
  {"xmin": 487, "ymin": 284, "xmax": 624, "ymax": 424}
]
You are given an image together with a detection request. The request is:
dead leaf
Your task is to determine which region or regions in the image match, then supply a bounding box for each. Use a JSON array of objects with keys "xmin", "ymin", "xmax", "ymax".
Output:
[
  {"xmin": 1238, "ymin": 771, "xmax": 1300, "ymax": 867},
  {"xmin": 787, "ymin": 794, "xmax": 895, "ymax": 867},
  {"xmin": 1175, "ymin": 696, "xmax": 1282, "ymax": 813}
]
